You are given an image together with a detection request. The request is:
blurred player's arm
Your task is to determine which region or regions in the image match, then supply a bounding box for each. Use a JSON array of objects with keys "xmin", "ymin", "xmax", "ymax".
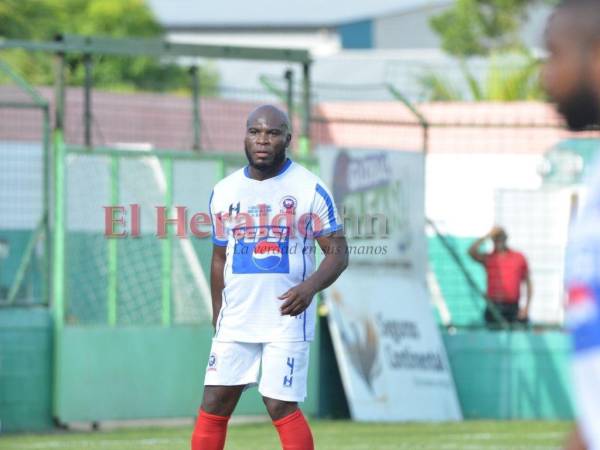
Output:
[
  {"xmin": 279, "ymin": 232, "xmax": 349, "ymax": 317},
  {"xmin": 468, "ymin": 228, "xmax": 496, "ymax": 263},
  {"xmin": 519, "ymin": 268, "xmax": 533, "ymax": 320},
  {"xmin": 565, "ymin": 426, "xmax": 587, "ymax": 450},
  {"xmin": 210, "ymin": 244, "xmax": 227, "ymax": 329}
]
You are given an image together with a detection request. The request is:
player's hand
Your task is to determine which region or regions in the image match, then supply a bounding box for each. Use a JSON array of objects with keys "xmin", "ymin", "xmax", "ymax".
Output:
[
  {"xmin": 278, "ymin": 282, "xmax": 317, "ymax": 316},
  {"xmin": 517, "ymin": 306, "xmax": 529, "ymax": 320}
]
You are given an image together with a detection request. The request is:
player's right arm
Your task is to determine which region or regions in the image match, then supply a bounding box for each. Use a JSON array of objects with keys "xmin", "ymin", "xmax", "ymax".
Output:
[
  {"xmin": 565, "ymin": 426, "xmax": 587, "ymax": 450},
  {"xmin": 210, "ymin": 244, "xmax": 226, "ymax": 329},
  {"xmin": 468, "ymin": 227, "xmax": 496, "ymax": 264}
]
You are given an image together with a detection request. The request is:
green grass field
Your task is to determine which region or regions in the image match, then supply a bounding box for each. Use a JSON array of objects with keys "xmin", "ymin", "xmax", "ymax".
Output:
[{"xmin": 1, "ymin": 420, "xmax": 572, "ymax": 450}]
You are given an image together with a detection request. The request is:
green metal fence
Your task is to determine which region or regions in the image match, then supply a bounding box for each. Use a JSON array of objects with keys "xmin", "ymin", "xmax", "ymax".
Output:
[
  {"xmin": 2, "ymin": 33, "xmax": 583, "ymax": 426},
  {"xmin": 50, "ymin": 141, "xmax": 320, "ymax": 422},
  {"xmin": 61, "ymin": 146, "xmax": 234, "ymax": 326},
  {"xmin": 56, "ymin": 144, "xmax": 320, "ymax": 327},
  {"xmin": 24, "ymin": 36, "xmax": 317, "ymax": 422},
  {"xmin": 0, "ymin": 59, "xmax": 50, "ymax": 308}
]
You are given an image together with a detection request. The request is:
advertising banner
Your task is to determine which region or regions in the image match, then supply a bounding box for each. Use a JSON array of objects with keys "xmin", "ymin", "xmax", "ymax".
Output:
[
  {"xmin": 318, "ymin": 148, "xmax": 426, "ymax": 273},
  {"xmin": 319, "ymin": 148, "xmax": 462, "ymax": 421}
]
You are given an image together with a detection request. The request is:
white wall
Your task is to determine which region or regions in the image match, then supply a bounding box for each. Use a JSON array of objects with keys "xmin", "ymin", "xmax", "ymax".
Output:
[
  {"xmin": 426, "ymin": 152, "xmax": 568, "ymax": 324},
  {"xmin": 168, "ymin": 29, "xmax": 341, "ymax": 57},
  {"xmin": 373, "ymin": 3, "xmax": 448, "ymax": 49},
  {"xmin": 426, "ymin": 153, "xmax": 544, "ymax": 237}
]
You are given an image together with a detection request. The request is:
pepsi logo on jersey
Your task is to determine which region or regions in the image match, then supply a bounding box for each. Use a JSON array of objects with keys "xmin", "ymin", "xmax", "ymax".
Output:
[
  {"xmin": 232, "ymin": 225, "xmax": 291, "ymax": 274},
  {"xmin": 252, "ymin": 240, "xmax": 284, "ymax": 270}
]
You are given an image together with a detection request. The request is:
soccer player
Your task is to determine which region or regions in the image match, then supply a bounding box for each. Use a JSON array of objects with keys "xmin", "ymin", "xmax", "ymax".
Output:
[
  {"xmin": 543, "ymin": 1, "xmax": 600, "ymax": 449},
  {"xmin": 468, "ymin": 226, "xmax": 532, "ymax": 325},
  {"xmin": 190, "ymin": 105, "xmax": 348, "ymax": 450}
]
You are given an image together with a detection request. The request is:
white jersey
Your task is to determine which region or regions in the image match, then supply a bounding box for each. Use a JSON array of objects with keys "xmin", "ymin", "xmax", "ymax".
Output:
[
  {"xmin": 209, "ymin": 158, "xmax": 342, "ymax": 343},
  {"xmin": 565, "ymin": 155, "xmax": 600, "ymax": 450}
]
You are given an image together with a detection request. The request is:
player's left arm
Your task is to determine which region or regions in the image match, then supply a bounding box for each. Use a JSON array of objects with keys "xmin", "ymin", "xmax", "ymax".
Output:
[
  {"xmin": 564, "ymin": 426, "xmax": 587, "ymax": 450},
  {"xmin": 279, "ymin": 231, "xmax": 348, "ymax": 316},
  {"xmin": 519, "ymin": 260, "xmax": 533, "ymax": 320}
]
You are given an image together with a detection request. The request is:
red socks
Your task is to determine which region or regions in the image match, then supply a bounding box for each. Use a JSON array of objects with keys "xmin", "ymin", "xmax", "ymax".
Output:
[
  {"xmin": 273, "ymin": 409, "xmax": 314, "ymax": 450},
  {"xmin": 191, "ymin": 408, "xmax": 313, "ymax": 450},
  {"xmin": 191, "ymin": 409, "xmax": 230, "ymax": 450}
]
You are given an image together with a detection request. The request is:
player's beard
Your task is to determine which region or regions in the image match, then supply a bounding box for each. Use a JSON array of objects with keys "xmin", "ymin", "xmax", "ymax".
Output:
[
  {"xmin": 244, "ymin": 142, "xmax": 286, "ymax": 172},
  {"xmin": 558, "ymin": 79, "xmax": 600, "ymax": 131}
]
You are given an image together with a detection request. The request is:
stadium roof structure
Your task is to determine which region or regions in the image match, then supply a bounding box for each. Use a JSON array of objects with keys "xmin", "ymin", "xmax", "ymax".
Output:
[
  {"xmin": 148, "ymin": 0, "xmax": 451, "ymax": 28},
  {"xmin": 0, "ymin": 34, "xmax": 311, "ymax": 63}
]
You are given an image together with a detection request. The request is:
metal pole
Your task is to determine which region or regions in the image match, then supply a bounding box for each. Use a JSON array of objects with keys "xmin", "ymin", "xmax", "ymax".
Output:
[
  {"xmin": 298, "ymin": 61, "xmax": 311, "ymax": 158},
  {"xmin": 161, "ymin": 158, "xmax": 173, "ymax": 326},
  {"xmin": 284, "ymin": 69, "xmax": 294, "ymax": 118},
  {"xmin": 107, "ymin": 156, "xmax": 119, "ymax": 326},
  {"xmin": 54, "ymin": 35, "xmax": 66, "ymax": 131},
  {"xmin": 51, "ymin": 129, "xmax": 68, "ymax": 420},
  {"xmin": 83, "ymin": 53, "xmax": 93, "ymax": 148},
  {"xmin": 52, "ymin": 34, "xmax": 67, "ymax": 419},
  {"xmin": 190, "ymin": 66, "xmax": 201, "ymax": 151},
  {"xmin": 42, "ymin": 105, "xmax": 51, "ymax": 305},
  {"xmin": 217, "ymin": 158, "xmax": 226, "ymax": 180}
]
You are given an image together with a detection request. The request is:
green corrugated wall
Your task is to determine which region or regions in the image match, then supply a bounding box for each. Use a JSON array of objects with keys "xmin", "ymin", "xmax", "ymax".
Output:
[
  {"xmin": 53, "ymin": 324, "xmax": 321, "ymax": 422},
  {"xmin": 0, "ymin": 312, "xmax": 576, "ymax": 431},
  {"xmin": 443, "ymin": 329, "xmax": 574, "ymax": 419},
  {"xmin": 0, "ymin": 308, "xmax": 53, "ymax": 432}
]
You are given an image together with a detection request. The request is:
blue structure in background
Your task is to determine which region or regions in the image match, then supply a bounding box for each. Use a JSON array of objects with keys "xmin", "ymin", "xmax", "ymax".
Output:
[{"xmin": 338, "ymin": 20, "xmax": 373, "ymax": 49}]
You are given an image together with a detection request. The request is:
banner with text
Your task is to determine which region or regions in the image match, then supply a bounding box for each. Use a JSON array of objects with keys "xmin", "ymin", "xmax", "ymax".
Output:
[{"xmin": 319, "ymin": 148, "xmax": 462, "ymax": 421}]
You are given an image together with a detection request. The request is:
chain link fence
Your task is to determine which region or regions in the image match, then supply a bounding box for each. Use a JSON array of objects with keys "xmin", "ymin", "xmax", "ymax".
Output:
[
  {"xmin": 306, "ymin": 82, "xmax": 600, "ymax": 328},
  {"xmin": 0, "ymin": 61, "xmax": 50, "ymax": 307},
  {"xmin": 3, "ymin": 43, "xmax": 598, "ymax": 329}
]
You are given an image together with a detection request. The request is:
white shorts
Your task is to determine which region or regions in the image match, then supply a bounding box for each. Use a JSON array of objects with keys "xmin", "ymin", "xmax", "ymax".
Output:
[{"xmin": 204, "ymin": 340, "xmax": 310, "ymax": 402}]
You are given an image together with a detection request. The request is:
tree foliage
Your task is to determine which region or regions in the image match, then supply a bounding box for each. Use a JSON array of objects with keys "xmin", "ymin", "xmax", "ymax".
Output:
[
  {"xmin": 0, "ymin": 0, "xmax": 218, "ymax": 92},
  {"xmin": 421, "ymin": 0, "xmax": 554, "ymax": 101},
  {"xmin": 430, "ymin": 0, "xmax": 552, "ymax": 57},
  {"xmin": 416, "ymin": 52, "xmax": 545, "ymax": 101}
]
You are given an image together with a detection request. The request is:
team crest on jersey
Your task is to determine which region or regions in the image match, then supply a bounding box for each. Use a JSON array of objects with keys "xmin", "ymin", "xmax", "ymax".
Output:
[
  {"xmin": 232, "ymin": 226, "xmax": 290, "ymax": 274},
  {"xmin": 280, "ymin": 195, "xmax": 297, "ymax": 213},
  {"xmin": 207, "ymin": 352, "xmax": 217, "ymax": 371}
]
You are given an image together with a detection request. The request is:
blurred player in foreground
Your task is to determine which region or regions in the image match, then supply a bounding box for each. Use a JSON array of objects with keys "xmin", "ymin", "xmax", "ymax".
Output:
[
  {"xmin": 190, "ymin": 105, "xmax": 348, "ymax": 450},
  {"xmin": 468, "ymin": 226, "xmax": 532, "ymax": 325},
  {"xmin": 543, "ymin": 1, "xmax": 600, "ymax": 448}
]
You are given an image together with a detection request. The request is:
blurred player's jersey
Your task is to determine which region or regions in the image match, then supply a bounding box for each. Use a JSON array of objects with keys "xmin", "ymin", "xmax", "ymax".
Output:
[
  {"xmin": 209, "ymin": 158, "xmax": 342, "ymax": 342},
  {"xmin": 565, "ymin": 156, "xmax": 600, "ymax": 450}
]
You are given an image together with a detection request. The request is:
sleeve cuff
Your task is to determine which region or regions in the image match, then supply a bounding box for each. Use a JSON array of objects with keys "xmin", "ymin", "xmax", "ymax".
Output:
[
  {"xmin": 212, "ymin": 237, "xmax": 228, "ymax": 246},
  {"xmin": 313, "ymin": 224, "xmax": 343, "ymax": 238}
]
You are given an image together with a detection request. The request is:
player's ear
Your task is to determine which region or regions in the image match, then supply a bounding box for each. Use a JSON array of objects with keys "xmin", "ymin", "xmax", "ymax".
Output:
[{"xmin": 285, "ymin": 132, "xmax": 292, "ymax": 148}]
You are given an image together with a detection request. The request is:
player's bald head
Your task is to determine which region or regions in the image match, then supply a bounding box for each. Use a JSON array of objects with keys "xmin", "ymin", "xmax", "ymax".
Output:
[
  {"xmin": 551, "ymin": 0, "xmax": 600, "ymax": 47},
  {"xmin": 246, "ymin": 105, "xmax": 290, "ymax": 131},
  {"xmin": 543, "ymin": 0, "xmax": 600, "ymax": 130},
  {"xmin": 244, "ymin": 104, "xmax": 292, "ymax": 175}
]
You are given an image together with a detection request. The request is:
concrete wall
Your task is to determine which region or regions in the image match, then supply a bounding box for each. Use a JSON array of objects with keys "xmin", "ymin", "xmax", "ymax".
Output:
[
  {"xmin": 0, "ymin": 309, "xmax": 576, "ymax": 431},
  {"xmin": 443, "ymin": 329, "xmax": 574, "ymax": 420},
  {"xmin": 0, "ymin": 308, "xmax": 53, "ymax": 432},
  {"xmin": 54, "ymin": 324, "xmax": 321, "ymax": 423}
]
